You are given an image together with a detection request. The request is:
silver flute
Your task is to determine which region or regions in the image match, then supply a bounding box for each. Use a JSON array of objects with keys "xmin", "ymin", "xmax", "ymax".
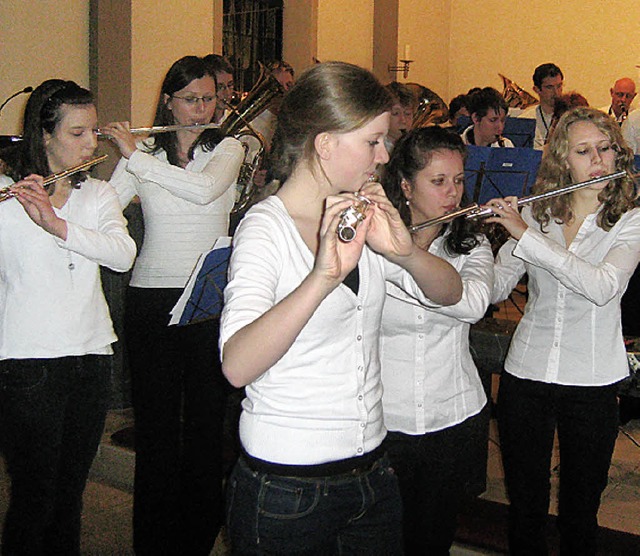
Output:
[
  {"xmin": 337, "ymin": 193, "xmax": 372, "ymax": 242},
  {"xmin": 409, "ymin": 171, "xmax": 627, "ymax": 233}
]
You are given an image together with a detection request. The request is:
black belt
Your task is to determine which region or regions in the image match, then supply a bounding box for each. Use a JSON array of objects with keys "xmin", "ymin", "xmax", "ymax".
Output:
[{"xmin": 241, "ymin": 444, "xmax": 386, "ymax": 478}]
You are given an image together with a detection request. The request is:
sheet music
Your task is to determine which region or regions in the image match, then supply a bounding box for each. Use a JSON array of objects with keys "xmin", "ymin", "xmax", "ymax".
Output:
[{"xmin": 169, "ymin": 236, "xmax": 232, "ymax": 326}]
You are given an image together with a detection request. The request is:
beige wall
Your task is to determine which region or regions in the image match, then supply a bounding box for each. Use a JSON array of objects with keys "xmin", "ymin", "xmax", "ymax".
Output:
[
  {"xmin": 317, "ymin": 0, "xmax": 374, "ymax": 69},
  {"xmin": 398, "ymin": 0, "xmax": 449, "ymax": 99},
  {"xmin": 0, "ymin": 0, "xmax": 89, "ymax": 135},
  {"xmin": 130, "ymin": 0, "xmax": 215, "ymax": 126},
  {"xmin": 446, "ymin": 1, "xmax": 640, "ymax": 109},
  {"xmin": 283, "ymin": 1, "xmax": 318, "ymax": 77}
]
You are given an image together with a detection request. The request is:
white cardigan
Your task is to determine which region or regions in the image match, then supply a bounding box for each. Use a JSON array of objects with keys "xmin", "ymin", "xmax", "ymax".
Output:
[
  {"xmin": 0, "ymin": 176, "xmax": 136, "ymax": 359},
  {"xmin": 220, "ymin": 195, "xmax": 442, "ymax": 465}
]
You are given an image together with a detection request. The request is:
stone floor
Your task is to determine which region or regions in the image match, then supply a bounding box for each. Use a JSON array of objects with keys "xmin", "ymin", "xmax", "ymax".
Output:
[{"xmin": 1, "ymin": 406, "xmax": 638, "ymax": 555}]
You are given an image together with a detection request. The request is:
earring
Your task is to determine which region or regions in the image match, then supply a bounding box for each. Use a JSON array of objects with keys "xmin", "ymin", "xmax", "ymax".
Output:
[{"xmin": 405, "ymin": 200, "xmax": 410, "ymax": 206}]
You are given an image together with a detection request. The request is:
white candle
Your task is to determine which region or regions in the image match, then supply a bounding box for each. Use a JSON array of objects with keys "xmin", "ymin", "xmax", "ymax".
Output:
[{"xmin": 404, "ymin": 44, "xmax": 411, "ymax": 60}]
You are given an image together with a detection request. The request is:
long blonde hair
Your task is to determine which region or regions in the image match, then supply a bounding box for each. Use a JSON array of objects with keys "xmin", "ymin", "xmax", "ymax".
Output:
[{"xmin": 532, "ymin": 107, "xmax": 636, "ymax": 231}]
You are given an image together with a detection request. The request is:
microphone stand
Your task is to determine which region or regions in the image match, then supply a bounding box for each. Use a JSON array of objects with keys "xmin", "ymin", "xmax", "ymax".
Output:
[{"xmin": 0, "ymin": 86, "xmax": 33, "ymax": 116}]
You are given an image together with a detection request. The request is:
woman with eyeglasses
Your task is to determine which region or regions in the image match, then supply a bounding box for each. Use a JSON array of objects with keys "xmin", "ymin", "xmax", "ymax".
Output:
[{"xmin": 104, "ymin": 55, "xmax": 244, "ymax": 556}]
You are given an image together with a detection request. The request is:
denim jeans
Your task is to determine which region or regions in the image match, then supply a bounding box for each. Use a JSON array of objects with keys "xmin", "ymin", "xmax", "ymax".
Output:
[
  {"xmin": 384, "ymin": 403, "xmax": 490, "ymax": 556},
  {"xmin": 0, "ymin": 355, "xmax": 111, "ymax": 556},
  {"xmin": 226, "ymin": 453, "xmax": 403, "ymax": 555},
  {"xmin": 497, "ymin": 372, "xmax": 619, "ymax": 556}
]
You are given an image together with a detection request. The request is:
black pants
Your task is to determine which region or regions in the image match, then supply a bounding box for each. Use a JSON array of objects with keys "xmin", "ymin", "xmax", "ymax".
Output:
[
  {"xmin": 384, "ymin": 404, "xmax": 490, "ymax": 556},
  {"xmin": 0, "ymin": 355, "xmax": 110, "ymax": 556},
  {"xmin": 497, "ymin": 372, "xmax": 619, "ymax": 556},
  {"xmin": 126, "ymin": 287, "xmax": 229, "ymax": 556}
]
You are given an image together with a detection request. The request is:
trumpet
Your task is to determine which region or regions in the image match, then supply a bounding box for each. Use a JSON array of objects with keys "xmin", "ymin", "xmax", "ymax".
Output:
[
  {"xmin": 409, "ymin": 171, "xmax": 627, "ymax": 233},
  {"xmin": 0, "ymin": 154, "xmax": 108, "ymax": 202},
  {"xmin": 620, "ymin": 103, "xmax": 629, "ymax": 125}
]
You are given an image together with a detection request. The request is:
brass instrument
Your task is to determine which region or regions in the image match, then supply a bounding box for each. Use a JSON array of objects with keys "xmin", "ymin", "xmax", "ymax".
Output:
[
  {"xmin": 0, "ymin": 154, "xmax": 108, "ymax": 202},
  {"xmin": 406, "ymin": 83, "xmax": 449, "ymax": 127},
  {"xmin": 620, "ymin": 103, "xmax": 629, "ymax": 125},
  {"xmin": 500, "ymin": 74, "xmax": 538, "ymax": 110},
  {"xmin": 219, "ymin": 70, "xmax": 285, "ymax": 215},
  {"xmin": 409, "ymin": 171, "xmax": 627, "ymax": 233}
]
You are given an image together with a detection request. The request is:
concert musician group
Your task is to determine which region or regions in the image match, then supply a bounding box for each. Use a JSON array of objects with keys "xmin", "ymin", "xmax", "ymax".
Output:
[{"xmin": 0, "ymin": 56, "xmax": 639, "ymax": 556}]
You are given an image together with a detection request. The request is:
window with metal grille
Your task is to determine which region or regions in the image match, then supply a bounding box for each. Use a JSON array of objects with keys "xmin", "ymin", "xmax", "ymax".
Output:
[{"xmin": 223, "ymin": 0, "xmax": 284, "ymax": 93}]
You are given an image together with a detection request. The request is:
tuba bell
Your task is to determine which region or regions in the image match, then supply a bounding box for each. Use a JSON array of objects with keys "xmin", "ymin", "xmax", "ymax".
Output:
[
  {"xmin": 405, "ymin": 83, "xmax": 450, "ymax": 128},
  {"xmin": 499, "ymin": 74, "xmax": 538, "ymax": 110},
  {"xmin": 219, "ymin": 67, "xmax": 285, "ymax": 215}
]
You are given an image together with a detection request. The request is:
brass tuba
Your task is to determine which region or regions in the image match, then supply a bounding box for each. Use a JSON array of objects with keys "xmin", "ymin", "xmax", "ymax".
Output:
[
  {"xmin": 499, "ymin": 74, "xmax": 538, "ymax": 110},
  {"xmin": 405, "ymin": 83, "xmax": 450, "ymax": 127},
  {"xmin": 220, "ymin": 67, "xmax": 285, "ymax": 215}
]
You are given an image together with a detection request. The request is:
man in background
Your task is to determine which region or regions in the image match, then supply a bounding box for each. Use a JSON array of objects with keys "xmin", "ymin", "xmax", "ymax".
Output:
[
  {"xmin": 601, "ymin": 77, "xmax": 636, "ymax": 124},
  {"xmin": 518, "ymin": 63, "xmax": 564, "ymax": 150}
]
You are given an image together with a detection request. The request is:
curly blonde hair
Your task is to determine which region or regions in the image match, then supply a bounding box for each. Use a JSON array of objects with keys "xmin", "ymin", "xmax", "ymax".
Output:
[{"xmin": 532, "ymin": 107, "xmax": 636, "ymax": 231}]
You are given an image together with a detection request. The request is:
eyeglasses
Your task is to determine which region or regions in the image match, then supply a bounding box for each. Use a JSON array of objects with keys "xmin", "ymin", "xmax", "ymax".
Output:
[{"xmin": 172, "ymin": 95, "xmax": 216, "ymax": 105}]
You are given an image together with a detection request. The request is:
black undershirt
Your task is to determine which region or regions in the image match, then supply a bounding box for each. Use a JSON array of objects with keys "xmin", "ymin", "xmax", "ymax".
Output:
[{"xmin": 343, "ymin": 265, "xmax": 360, "ymax": 295}]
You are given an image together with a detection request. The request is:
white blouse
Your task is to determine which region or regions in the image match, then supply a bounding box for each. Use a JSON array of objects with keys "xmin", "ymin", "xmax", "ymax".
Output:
[
  {"xmin": 492, "ymin": 205, "xmax": 640, "ymax": 386},
  {"xmin": 381, "ymin": 235, "xmax": 493, "ymax": 434},
  {"xmin": 0, "ymin": 176, "xmax": 136, "ymax": 359},
  {"xmin": 110, "ymin": 137, "xmax": 244, "ymax": 288},
  {"xmin": 220, "ymin": 196, "xmax": 442, "ymax": 465}
]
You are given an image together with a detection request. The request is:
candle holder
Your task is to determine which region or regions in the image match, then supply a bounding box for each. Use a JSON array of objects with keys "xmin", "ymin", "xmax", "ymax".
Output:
[{"xmin": 388, "ymin": 59, "xmax": 413, "ymax": 79}]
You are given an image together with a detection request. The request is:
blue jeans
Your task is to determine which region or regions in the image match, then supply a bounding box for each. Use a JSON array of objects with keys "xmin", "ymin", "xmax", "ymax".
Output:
[
  {"xmin": 0, "ymin": 356, "xmax": 111, "ymax": 556},
  {"xmin": 226, "ymin": 453, "xmax": 403, "ymax": 555},
  {"xmin": 497, "ymin": 372, "xmax": 619, "ymax": 556}
]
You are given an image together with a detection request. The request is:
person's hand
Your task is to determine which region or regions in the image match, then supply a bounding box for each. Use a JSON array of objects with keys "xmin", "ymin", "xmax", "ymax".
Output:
[
  {"xmin": 100, "ymin": 121, "xmax": 138, "ymax": 159},
  {"xmin": 313, "ymin": 194, "xmax": 371, "ymax": 288},
  {"xmin": 12, "ymin": 175, "xmax": 68, "ymax": 239},
  {"xmin": 483, "ymin": 196, "xmax": 528, "ymax": 240},
  {"xmin": 358, "ymin": 181, "xmax": 413, "ymax": 258}
]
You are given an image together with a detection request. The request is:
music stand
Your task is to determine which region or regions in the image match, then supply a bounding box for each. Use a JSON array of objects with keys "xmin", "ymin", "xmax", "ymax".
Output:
[
  {"xmin": 463, "ymin": 145, "xmax": 491, "ymax": 202},
  {"xmin": 503, "ymin": 117, "xmax": 536, "ymax": 148},
  {"xmin": 455, "ymin": 115, "xmax": 471, "ymax": 135},
  {"xmin": 169, "ymin": 237, "xmax": 231, "ymax": 326},
  {"xmin": 464, "ymin": 146, "xmax": 542, "ymax": 205}
]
